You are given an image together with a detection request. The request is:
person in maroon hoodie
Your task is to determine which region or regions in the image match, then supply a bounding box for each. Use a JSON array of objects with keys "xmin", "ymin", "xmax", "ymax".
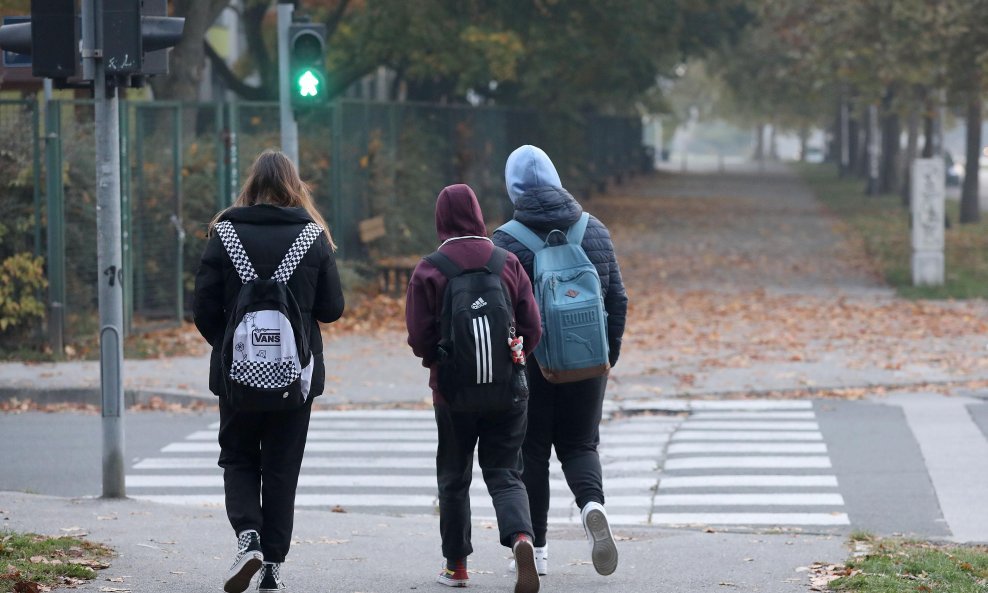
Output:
[{"xmin": 406, "ymin": 184, "xmax": 542, "ymax": 593}]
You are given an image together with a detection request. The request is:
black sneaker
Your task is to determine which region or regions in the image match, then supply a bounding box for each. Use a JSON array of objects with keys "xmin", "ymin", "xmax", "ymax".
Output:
[
  {"xmin": 224, "ymin": 530, "xmax": 264, "ymax": 593},
  {"xmin": 257, "ymin": 562, "xmax": 287, "ymax": 592}
]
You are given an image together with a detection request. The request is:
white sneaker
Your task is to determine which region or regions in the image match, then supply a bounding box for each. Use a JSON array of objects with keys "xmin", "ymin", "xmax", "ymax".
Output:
[
  {"xmin": 508, "ymin": 543, "xmax": 548, "ymax": 575},
  {"xmin": 581, "ymin": 502, "xmax": 618, "ymax": 576}
]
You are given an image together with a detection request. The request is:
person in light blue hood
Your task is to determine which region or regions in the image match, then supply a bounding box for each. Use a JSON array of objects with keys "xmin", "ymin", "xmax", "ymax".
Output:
[
  {"xmin": 505, "ymin": 145, "xmax": 562, "ymax": 204},
  {"xmin": 493, "ymin": 145, "xmax": 628, "ymax": 579}
]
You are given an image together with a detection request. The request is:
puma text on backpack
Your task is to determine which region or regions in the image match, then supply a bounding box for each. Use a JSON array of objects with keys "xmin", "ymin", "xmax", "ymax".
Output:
[
  {"xmin": 498, "ymin": 212, "xmax": 609, "ymax": 383},
  {"xmin": 425, "ymin": 247, "xmax": 524, "ymax": 413},
  {"xmin": 215, "ymin": 220, "xmax": 320, "ymax": 411}
]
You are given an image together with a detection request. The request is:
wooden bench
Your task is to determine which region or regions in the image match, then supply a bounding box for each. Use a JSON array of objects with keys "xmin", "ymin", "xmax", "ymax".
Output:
[{"xmin": 359, "ymin": 216, "xmax": 420, "ymax": 296}]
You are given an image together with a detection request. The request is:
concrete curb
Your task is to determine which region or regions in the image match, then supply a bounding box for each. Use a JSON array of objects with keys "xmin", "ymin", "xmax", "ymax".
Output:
[{"xmin": 0, "ymin": 386, "xmax": 215, "ymax": 409}]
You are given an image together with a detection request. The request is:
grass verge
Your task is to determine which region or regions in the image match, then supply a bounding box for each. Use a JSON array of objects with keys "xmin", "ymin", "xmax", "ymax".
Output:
[
  {"xmin": 796, "ymin": 163, "xmax": 988, "ymax": 299},
  {"xmin": 827, "ymin": 533, "xmax": 988, "ymax": 592},
  {"xmin": 0, "ymin": 531, "xmax": 112, "ymax": 593}
]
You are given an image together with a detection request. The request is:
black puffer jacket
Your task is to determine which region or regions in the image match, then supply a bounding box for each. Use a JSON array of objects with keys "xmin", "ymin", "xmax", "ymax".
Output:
[
  {"xmin": 193, "ymin": 204, "xmax": 345, "ymax": 399},
  {"xmin": 492, "ymin": 186, "xmax": 628, "ymax": 367}
]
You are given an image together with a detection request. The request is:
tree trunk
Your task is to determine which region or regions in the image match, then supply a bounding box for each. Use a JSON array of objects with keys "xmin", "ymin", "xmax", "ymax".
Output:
[
  {"xmin": 848, "ymin": 115, "xmax": 861, "ymax": 176},
  {"xmin": 901, "ymin": 104, "xmax": 920, "ymax": 207},
  {"xmin": 769, "ymin": 124, "xmax": 778, "ymax": 160},
  {"xmin": 922, "ymin": 112, "xmax": 935, "ymax": 158},
  {"xmin": 149, "ymin": 0, "xmax": 231, "ymax": 101},
  {"xmin": 799, "ymin": 126, "xmax": 809, "ymax": 162},
  {"xmin": 961, "ymin": 77, "xmax": 982, "ymax": 224},
  {"xmin": 754, "ymin": 123, "xmax": 765, "ymax": 161},
  {"xmin": 880, "ymin": 95, "xmax": 901, "ymax": 194},
  {"xmin": 866, "ymin": 104, "xmax": 880, "ymax": 195}
]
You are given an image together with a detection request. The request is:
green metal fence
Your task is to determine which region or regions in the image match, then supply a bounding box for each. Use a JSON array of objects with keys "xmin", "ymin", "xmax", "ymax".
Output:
[{"xmin": 3, "ymin": 98, "xmax": 643, "ymax": 351}]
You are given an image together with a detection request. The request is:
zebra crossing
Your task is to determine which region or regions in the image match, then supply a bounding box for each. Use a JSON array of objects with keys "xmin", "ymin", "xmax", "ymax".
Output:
[
  {"xmin": 651, "ymin": 400, "xmax": 850, "ymax": 527},
  {"xmin": 126, "ymin": 400, "xmax": 849, "ymax": 529},
  {"xmin": 127, "ymin": 409, "xmax": 674, "ymax": 525}
]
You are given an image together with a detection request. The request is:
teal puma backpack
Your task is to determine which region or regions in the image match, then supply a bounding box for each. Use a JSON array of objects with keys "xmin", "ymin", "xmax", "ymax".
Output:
[{"xmin": 498, "ymin": 212, "xmax": 609, "ymax": 383}]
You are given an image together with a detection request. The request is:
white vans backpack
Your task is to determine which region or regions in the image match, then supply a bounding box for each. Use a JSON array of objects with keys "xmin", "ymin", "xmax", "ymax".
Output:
[{"xmin": 215, "ymin": 220, "xmax": 320, "ymax": 411}]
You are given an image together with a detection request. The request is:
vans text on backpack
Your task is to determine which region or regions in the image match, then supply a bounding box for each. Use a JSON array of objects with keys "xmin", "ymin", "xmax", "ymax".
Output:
[
  {"xmin": 497, "ymin": 212, "xmax": 609, "ymax": 383},
  {"xmin": 215, "ymin": 220, "xmax": 321, "ymax": 411},
  {"xmin": 424, "ymin": 246, "xmax": 527, "ymax": 412}
]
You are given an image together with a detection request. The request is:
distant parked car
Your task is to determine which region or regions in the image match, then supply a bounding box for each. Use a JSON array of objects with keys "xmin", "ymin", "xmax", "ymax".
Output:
[{"xmin": 804, "ymin": 146, "xmax": 824, "ymax": 163}]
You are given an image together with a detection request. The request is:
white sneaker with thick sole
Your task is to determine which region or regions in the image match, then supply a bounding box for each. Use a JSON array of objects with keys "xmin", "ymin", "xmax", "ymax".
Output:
[
  {"xmin": 581, "ymin": 502, "xmax": 618, "ymax": 576},
  {"xmin": 508, "ymin": 543, "xmax": 548, "ymax": 575}
]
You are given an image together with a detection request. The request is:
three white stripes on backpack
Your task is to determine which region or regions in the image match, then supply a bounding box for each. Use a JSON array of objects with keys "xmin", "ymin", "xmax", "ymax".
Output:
[{"xmin": 472, "ymin": 315, "xmax": 493, "ymax": 384}]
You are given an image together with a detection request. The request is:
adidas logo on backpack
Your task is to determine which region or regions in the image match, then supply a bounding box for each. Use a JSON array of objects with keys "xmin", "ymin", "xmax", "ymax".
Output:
[
  {"xmin": 497, "ymin": 212, "xmax": 609, "ymax": 383},
  {"xmin": 215, "ymin": 220, "xmax": 320, "ymax": 411},
  {"xmin": 471, "ymin": 297, "xmax": 488, "ymax": 310}
]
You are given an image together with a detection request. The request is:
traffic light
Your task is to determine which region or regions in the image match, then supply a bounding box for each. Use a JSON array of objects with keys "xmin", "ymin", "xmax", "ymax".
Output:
[
  {"xmin": 103, "ymin": 0, "xmax": 184, "ymax": 86},
  {"xmin": 289, "ymin": 23, "xmax": 327, "ymax": 107},
  {"xmin": 0, "ymin": 0, "xmax": 78, "ymax": 81},
  {"xmin": 0, "ymin": 0, "xmax": 183, "ymax": 86}
]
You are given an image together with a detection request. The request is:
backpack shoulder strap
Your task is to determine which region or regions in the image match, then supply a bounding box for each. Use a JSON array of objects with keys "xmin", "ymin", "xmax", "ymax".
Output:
[
  {"xmin": 486, "ymin": 246, "xmax": 509, "ymax": 275},
  {"xmin": 273, "ymin": 222, "xmax": 323, "ymax": 283},
  {"xmin": 565, "ymin": 212, "xmax": 591, "ymax": 245},
  {"xmin": 497, "ymin": 220, "xmax": 545, "ymax": 254},
  {"xmin": 215, "ymin": 220, "xmax": 258, "ymax": 284},
  {"xmin": 423, "ymin": 251, "xmax": 462, "ymax": 279}
]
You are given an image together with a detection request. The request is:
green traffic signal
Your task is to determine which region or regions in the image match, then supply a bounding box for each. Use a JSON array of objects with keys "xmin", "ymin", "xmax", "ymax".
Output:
[
  {"xmin": 296, "ymin": 69, "xmax": 322, "ymax": 98},
  {"xmin": 289, "ymin": 23, "xmax": 327, "ymax": 108}
]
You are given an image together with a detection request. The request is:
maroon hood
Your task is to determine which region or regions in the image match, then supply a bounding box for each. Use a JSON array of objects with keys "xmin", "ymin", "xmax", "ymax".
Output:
[{"xmin": 436, "ymin": 184, "xmax": 487, "ymax": 241}]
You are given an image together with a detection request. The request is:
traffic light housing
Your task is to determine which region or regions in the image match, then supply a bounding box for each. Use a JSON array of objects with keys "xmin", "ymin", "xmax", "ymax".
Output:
[
  {"xmin": 103, "ymin": 0, "xmax": 184, "ymax": 86},
  {"xmin": 0, "ymin": 0, "xmax": 183, "ymax": 87},
  {"xmin": 289, "ymin": 23, "xmax": 327, "ymax": 108},
  {"xmin": 0, "ymin": 0, "xmax": 78, "ymax": 81}
]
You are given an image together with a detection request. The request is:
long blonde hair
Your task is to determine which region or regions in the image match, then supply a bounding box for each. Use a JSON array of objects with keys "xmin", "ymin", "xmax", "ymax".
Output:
[{"xmin": 209, "ymin": 149, "xmax": 336, "ymax": 250}]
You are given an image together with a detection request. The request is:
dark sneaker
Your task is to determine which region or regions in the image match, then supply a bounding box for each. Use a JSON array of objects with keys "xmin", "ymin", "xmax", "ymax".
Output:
[
  {"xmin": 581, "ymin": 502, "xmax": 618, "ymax": 576},
  {"xmin": 512, "ymin": 535, "xmax": 540, "ymax": 593},
  {"xmin": 257, "ymin": 562, "xmax": 287, "ymax": 592},
  {"xmin": 224, "ymin": 530, "xmax": 264, "ymax": 593},
  {"xmin": 508, "ymin": 542, "xmax": 548, "ymax": 576},
  {"xmin": 436, "ymin": 558, "xmax": 468, "ymax": 587}
]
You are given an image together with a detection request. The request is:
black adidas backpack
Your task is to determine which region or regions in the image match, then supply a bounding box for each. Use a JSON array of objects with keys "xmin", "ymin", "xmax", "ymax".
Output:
[
  {"xmin": 425, "ymin": 247, "xmax": 524, "ymax": 413},
  {"xmin": 215, "ymin": 220, "xmax": 321, "ymax": 411}
]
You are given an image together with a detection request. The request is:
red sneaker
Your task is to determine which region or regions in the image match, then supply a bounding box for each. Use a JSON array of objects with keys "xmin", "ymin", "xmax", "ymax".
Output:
[{"xmin": 437, "ymin": 558, "xmax": 468, "ymax": 587}]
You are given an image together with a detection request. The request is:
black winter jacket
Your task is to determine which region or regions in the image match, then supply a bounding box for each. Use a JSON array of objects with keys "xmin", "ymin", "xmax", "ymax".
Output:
[
  {"xmin": 491, "ymin": 186, "xmax": 628, "ymax": 367},
  {"xmin": 193, "ymin": 204, "xmax": 345, "ymax": 399}
]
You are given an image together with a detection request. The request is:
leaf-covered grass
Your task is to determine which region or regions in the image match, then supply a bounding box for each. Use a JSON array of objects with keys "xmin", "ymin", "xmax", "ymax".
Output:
[
  {"xmin": 797, "ymin": 163, "xmax": 988, "ymax": 300},
  {"xmin": 0, "ymin": 530, "xmax": 112, "ymax": 593},
  {"xmin": 829, "ymin": 534, "xmax": 988, "ymax": 593}
]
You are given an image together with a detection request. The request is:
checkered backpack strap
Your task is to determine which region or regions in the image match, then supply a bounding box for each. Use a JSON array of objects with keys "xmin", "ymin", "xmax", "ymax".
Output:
[
  {"xmin": 215, "ymin": 220, "xmax": 258, "ymax": 284},
  {"xmin": 272, "ymin": 223, "xmax": 323, "ymax": 283}
]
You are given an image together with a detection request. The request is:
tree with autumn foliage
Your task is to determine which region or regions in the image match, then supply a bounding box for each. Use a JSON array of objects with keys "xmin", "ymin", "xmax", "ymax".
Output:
[{"xmin": 154, "ymin": 0, "xmax": 748, "ymax": 115}]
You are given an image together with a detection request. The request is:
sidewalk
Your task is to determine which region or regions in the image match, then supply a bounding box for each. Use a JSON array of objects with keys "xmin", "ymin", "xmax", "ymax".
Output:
[{"xmin": 0, "ymin": 491, "xmax": 847, "ymax": 593}]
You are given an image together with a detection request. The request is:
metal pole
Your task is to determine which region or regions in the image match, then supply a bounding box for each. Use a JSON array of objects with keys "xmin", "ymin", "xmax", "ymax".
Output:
[
  {"xmin": 172, "ymin": 106, "xmax": 185, "ymax": 323},
  {"xmin": 44, "ymin": 96, "xmax": 65, "ymax": 359},
  {"xmin": 277, "ymin": 2, "xmax": 298, "ymax": 165},
  {"xmin": 92, "ymin": 0, "xmax": 126, "ymax": 499}
]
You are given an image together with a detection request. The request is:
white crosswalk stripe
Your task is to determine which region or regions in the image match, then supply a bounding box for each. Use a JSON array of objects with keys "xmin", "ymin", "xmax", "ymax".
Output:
[
  {"xmin": 128, "ymin": 409, "xmax": 674, "ymax": 526},
  {"xmin": 654, "ymin": 400, "xmax": 849, "ymax": 528},
  {"xmin": 127, "ymin": 401, "xmax": 849, "ymax": 529}
]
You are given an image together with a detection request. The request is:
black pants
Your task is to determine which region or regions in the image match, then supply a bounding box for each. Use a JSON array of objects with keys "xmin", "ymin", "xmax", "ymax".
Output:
[
  {"xmin": 434, "ymin": 401, "xmax": 533, "ymax": 560},
  {"xmin": 523, "ymin": 362, "xmax": 607, "ymax": 547},
  {"xmin": 218, "ymin": 397, "xmax": 312, "ymax": 563}
]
